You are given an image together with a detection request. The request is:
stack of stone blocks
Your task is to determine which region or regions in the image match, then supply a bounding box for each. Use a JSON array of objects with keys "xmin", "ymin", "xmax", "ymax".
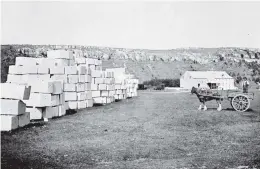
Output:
[
  {"xmin": 125, "ymin": 74, "xmax": 139, "ymax": 98},
  {"xmin": 0, "ymin": 83, "xmax": 31, "ymax": 131},
  {"xmin": 0, "ymin": 50, "xmax": 139, "ymax": 131},
  {"xmin": 63, "ymin": 50, "xmax": 93, "ymax": 110},
  {"xmin": 106, "ymin": 68, "xmax": 128, "ymax": 100}
]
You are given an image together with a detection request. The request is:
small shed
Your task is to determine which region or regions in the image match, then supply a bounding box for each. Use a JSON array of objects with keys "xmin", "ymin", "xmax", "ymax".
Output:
[{"xmin": 180, "ymin": 71, "xmax": 235, "ymax": 90}]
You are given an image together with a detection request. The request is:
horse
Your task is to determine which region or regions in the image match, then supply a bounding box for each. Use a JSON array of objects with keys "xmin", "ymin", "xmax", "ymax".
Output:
[{"xmin": 191, "ymin": 87, "xmax": 222, "ymax": 111}]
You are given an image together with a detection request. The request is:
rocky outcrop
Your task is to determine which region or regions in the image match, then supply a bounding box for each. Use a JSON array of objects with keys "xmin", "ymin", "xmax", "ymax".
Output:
[{"xmin": 1, "ymin": 45, "xmax": 260, "ymax": 83}]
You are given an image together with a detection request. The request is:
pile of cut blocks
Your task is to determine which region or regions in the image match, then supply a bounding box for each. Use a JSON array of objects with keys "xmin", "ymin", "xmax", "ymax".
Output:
[
  {"xmin": 1, "ymin": 49, "xmax": 139, "ymax": 131},
  {"xmin": 0, "ymin": 83, "xmax": 31, "ymax": 131}
]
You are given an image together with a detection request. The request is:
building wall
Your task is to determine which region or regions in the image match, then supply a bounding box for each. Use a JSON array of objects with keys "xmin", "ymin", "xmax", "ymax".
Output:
[
  {"xmin": 216, "ymin": 78, "xmax": 235, "ymax": 90},
  {"xmin": 180, "ymin": 77, "xmax": 208, "ymax": 89},
  {"xmin": 181, "ymin": 78, "xmax": 236, "ymax": 90}
]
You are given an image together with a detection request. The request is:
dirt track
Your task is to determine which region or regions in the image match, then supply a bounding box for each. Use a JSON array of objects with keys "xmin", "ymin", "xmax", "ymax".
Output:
[{"xmin": 1, "ymin": 91, "xmax": 260, "ymax": 169}]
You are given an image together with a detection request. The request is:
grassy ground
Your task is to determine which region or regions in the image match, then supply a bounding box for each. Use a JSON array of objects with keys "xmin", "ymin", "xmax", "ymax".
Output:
[{"xmin": 1, "ymin": 90, "xmax": 260, "ymax": 169}]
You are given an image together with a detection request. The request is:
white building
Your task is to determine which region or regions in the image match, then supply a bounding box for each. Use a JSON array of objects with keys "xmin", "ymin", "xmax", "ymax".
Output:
[{"xmin": 180, "ymin": 71, "xmax": 236, "ymax": 90}]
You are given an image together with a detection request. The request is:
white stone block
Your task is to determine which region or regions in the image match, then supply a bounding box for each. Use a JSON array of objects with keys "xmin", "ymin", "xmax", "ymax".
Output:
[
  {"xmin": 30, "ymin": 81, "xmax": 53, "ymax": 93},
  {"xmin": 91, "ymin": 84, "xmax": 98, "ymax": 91},
  {"xmin": 64, "ymin": 102, "xmax": 69, "ymax": 110},
  {"xmin": 86, "ymin": 99, "xmax": 93, "ymax": 107},
  {"xmin": 0, "ymin": 99, "xmax": 26, "ymax": 115},
  {"xmin": 67, "ymin": 75, "xmax": 78, "ymax": 84},
  {"xmin": 114, "ymin": 95, "xmax": 119, "ymax": 100},
  {"xmin": 47, "ymin": 50, "xmax": 73, "ymax": 59},
  {"xmin": 116, "ymin": 90, "xmax": 123, "ymax": 94},
  {"xmin": 26, "ymin": 107, "xmax": 42, "ymax": 120},
  {"xmin": 98, "ymin": 84, "xmax": 107, "ymax": 90},
  {"xmin": 77, "ymin": 92, "xmax": 86, "ymax": 101},
  {"xmin": 38, "ymin": 58, "xmax": 67, "ymax": 67},
  {"xmin": 9, "ymin": 65, "xmax": 38, "ymax": 74},
  {"xmin": 86, "ymin": 68, "xmax": 91, "ymax": 75},
  {"xmin": 85, "ymin": 75, "xmax": 92, "ymax": 83},
  {"xmin": 67, "ymin": 101, "xmax": 78, "ymax": 109},
  {"xmin": 104, "ymin": 78, "xmax": 111, "ymax": 84},
  {"xmin": 25, "ymin": 93, "xmax": 51, "ymax": 107},
  {"xmin": 51, "ymin": 94, "xmax": 60, "ymax": 106},
  {"xmin": 0, "ymin": 83, "xmax": 31, "ymax": 100},
  {"xmin": 55, "ymin": 59, "xmax": 70, "ymax": 66},
  {"xmin": 59, "ymin": 93, "xmax": 65, "ymax": 104},
  {"xmin": 119, "ymin": 94, "xmax": 124, "ymax": 99},
  {"xmin": 64, "ymin": 83, "xmax": 76, "ymax": 92},
  {"xmin": 95, "ymin": 66, "xmax": 101, "ymax": 70},
  {"xmin": 109, "ymin": 91, "xmax": 115, "ymax": 97},
  {"xmin": 89, "ymin": 65, "xmax": 96, "ymax": 70},
  {"xmin": 18, "ymin": 112, "xmax": 30, "ymax": 127},
  {"xmin": 22, "ymin": 65, "xmax": 38, "ymax": 74},
  {"xmin": 107, "ymin": 84, "xmax": 115, "ymax": 91},
  {"xmin": 15, "ymin": 57, "xmax": 38, "ymax": 66},
  {"xmin": 37, "ymin": 66, "xmax": 50, "ymax": 74},
  {"xmin": 7, "ymin": 74, "xmax": 27, "ymax": 84},
  {"xmin": 58, "ymin": 105, "xmax": 66, "ymax": 116},
  {"xmin": 0, "ymin": 115, "xmax": 19, "ymax": 131},
  {"xmin": 43, "ymin": 106, "xmax": 58, "ymax": 118},
  {"xmin": 65, "ymin": 66, "xmax": 77, "ymax": 75},
  {"xmin": 75, "ymin": 58, "xmax": 86, "ymax": 64},
  {"xmin": 92, "ymin": 91, "xmax": 100, "ymax": 98},
  {"xmin": 86, "ymin": 58, "xmax": 95, "ymax": 65},
  {"xmin": 25, "ymin": 74, "xmax": 51, "ymax": 83},
  {"xmin": 52, "ymin": 106, "xmax": 59, "ymax": 117},
  {"xmin": 78, "ymin": 75, "xmax": 85, "ymax": 83},
  {"xmin": 101, "ymin": 71, "xmax": 106, "ymax": 78},
  {"xmin": 78, "ymin": 101, "xmax": 86, "ymax": 109},
  {"xmin": 50, "ymin": 66, "xmax": 65, "ymax": 74},
  {"xmin": 106, "ymin": 97, "xmax": 112, "ymax": 104},
  {"xmin": 52, "ymin": 81, "xmax": 63, "ymax": 94},
  {"xmin": 77, "ymin": 66, "xmax": 86, "ymax": 75},
  {"xmin": 69, "ymin": 59, "xmax": 76, "ymax": 66},
  {"xmin": 91, "ymin": 78, "xmax": 95, "ymax": 85},
  {"xmin": 101, "ymin": 90, "xmax": 109, "ymax": 97},
  {"xmin": 94, "ymin": 59, "xmax": 102, "ymax": 66},
  {"xmin": 85, "ymin": 91, "xmax": 92, "ymax": 99},
  {"xmin": 51, "ymin": 75, "xmax": 67, "ymax": 83},
  {"xmin": 95, "ymin": 78, "xmax": 104, "ymax": 84},
  {"xmin": 76, "ymin": 83, "xmax": 85, "ymax": 92},
  {"xmin": 64, "ymin": 92, "xmax": 77, "ymax": 101},
  {"xmin": 93, "ymin": 97, "xmax": 106, "ymax": 104},
  {"xmin": 85, "ymin": 83, "xmax": 91, "ymax": 91}
]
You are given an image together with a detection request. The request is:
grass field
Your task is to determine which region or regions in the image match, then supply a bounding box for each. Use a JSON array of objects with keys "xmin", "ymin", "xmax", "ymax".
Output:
[{"xmin": 1, "ymin": 90, "xmax": 260, "ymax": 169}]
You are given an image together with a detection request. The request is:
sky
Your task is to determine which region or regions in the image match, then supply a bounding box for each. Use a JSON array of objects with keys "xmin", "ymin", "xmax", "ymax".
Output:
[{"xmin": 1, "ymin": 1, "xmax": 260, "ymax": 49}]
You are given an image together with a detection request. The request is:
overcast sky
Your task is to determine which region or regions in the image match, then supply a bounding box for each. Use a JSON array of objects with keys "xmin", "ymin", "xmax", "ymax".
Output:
[{"xmin": 1, "ymin": 1, "xmax": 260, "ymax": 49}]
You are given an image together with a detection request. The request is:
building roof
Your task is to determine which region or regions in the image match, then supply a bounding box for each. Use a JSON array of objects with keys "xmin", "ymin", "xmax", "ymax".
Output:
[{"xmin": 186, "ymin": 71, "xmax": 233, "ymax": 79}]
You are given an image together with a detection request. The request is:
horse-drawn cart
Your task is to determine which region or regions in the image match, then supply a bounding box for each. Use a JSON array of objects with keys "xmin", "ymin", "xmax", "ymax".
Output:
[{"xmin": 191, "ymin": 87, "xmax": 255, "ymax": 112}]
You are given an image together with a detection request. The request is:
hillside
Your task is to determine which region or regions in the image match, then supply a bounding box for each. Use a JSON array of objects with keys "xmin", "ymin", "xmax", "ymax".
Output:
[{"xmin": 1, "ymin": 45, "xmax": 260, "ymax": 84}]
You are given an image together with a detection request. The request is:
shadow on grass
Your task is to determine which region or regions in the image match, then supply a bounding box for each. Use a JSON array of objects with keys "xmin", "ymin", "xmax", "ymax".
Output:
[
  {"xmin": 1, "ymin": 121, "xmax": 47, "ymax": 135},
  {"xmin": 1, "ymin": 154, "xmax": 63, "ymax": 169},
  {"xmin": 65, "ymin": 109, "xmax": 77, "ymax": 116}
]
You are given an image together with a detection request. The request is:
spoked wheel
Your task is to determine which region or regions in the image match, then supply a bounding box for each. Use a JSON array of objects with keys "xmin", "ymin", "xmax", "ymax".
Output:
[{"xmin": 231, "ymin": 94, "xmax": 250, "ymax": 112}]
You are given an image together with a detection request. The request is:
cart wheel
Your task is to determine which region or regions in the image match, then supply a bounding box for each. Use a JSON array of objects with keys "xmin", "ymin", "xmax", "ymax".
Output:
[
  {"xmin": 230, "ymin": 100, "xmax": 234, "ymax": 109},
  {"xmin": 231, "ymin": 94, "xmax": 250, "ymax": 112}
]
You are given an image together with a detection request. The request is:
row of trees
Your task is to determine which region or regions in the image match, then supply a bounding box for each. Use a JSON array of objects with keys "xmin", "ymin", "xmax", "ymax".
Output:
[{"xmin": 143, "ymin": 78, "xmax": 180, "ymax": 88}]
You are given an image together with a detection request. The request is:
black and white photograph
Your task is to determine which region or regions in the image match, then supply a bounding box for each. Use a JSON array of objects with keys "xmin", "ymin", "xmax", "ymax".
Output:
[{"xmin": 1, "ymin": 0, "xmax": 260, "ymax": 168}]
